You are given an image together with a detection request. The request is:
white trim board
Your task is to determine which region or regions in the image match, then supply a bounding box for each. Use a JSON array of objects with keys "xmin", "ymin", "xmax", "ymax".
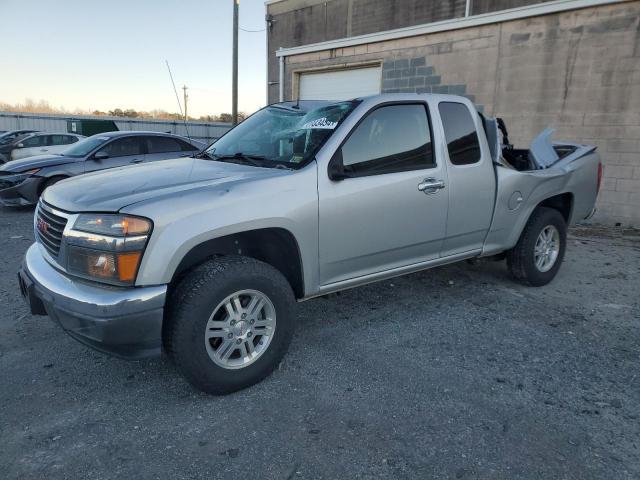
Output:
[{"xmin": 275, "ymin": 0, "xmax": 629, "ymax": 57}]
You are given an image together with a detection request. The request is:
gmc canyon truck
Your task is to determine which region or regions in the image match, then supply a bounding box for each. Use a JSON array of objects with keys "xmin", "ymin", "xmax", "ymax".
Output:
[{"xmin": 18, "ymin": 94, "xmax": 601, "ymax": 394}]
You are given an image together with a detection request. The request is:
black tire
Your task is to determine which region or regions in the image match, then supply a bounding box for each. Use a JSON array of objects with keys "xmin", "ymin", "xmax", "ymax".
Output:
[
  {"xmin": 165, "ymin": 256, "xmax": 296, "ymax": 395},
  {"xmin": 507, "ymin": 207, "xmax": 567, "ymax": 287}
]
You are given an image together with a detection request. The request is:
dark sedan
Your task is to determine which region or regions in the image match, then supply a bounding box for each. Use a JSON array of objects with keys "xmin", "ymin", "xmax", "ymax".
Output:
[{"xmin": 0, "ymin": 131, "xmax": 205, "ymax": 206}]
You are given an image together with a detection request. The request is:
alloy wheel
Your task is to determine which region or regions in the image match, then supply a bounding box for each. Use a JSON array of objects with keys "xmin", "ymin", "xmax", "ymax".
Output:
[
  {"xmin": 204, "ymin": 289, "xmax": 276, "ymax": 369},
  {"xmin": 534, "ymin": 225, "xmax": 560, "ymax": 273}
]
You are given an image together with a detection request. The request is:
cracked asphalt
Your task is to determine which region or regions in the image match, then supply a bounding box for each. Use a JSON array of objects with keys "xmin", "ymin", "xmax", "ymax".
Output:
[{"xmin": 1, "ymin": 206, "xmax": 639, "ymax": 479}]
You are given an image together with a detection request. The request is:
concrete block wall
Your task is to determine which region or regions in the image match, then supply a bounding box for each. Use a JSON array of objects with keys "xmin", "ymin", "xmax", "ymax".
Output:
[
  {"xmin": 380, "ymin": 57, "xmax": 481, "ymax": 110},
  {"xmin": 283, "ymin": 1, "xmax": 640, "ymax": 226}
]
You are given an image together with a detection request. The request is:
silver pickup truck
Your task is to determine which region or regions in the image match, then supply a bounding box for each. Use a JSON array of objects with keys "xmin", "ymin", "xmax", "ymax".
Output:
[{"xmin": 18, "ymin": 94, "xmax": 601, "ymax": 394}]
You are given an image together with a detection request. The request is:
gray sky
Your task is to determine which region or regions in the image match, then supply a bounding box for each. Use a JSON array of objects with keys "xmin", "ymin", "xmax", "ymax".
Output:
[{"xmin": 0, "ymin": 0, "xmax": 268, "ymax": 117}]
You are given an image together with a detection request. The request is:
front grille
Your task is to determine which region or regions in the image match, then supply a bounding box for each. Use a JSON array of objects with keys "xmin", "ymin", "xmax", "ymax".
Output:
[{"xmin": 36, "ymin": 202, "xmax": 68, "ymax": 258}]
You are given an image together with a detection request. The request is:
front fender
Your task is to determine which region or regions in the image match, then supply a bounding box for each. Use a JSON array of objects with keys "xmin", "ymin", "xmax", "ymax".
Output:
[{"xmin": 122, "ymin": 166, "xmax": 319, "ymax": 295}]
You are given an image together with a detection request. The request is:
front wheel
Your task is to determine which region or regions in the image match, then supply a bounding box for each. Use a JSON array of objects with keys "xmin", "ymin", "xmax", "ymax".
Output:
[
  {"xmin": 165, "ymin": 256, "xmax": 296, "ymax": 394},
  {"xmin": 507, "ymin": 207, "xmax": 567, "ymax": 286}
]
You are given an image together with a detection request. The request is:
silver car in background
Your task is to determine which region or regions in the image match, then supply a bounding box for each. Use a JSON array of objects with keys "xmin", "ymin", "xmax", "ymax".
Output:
[
  {"xmin": 10, "ymin": 132, "xmax": 85, "ymax": 161},
  {"xmin": 0, "ymin": 131, "xmax": 205, "ymax": 206}
]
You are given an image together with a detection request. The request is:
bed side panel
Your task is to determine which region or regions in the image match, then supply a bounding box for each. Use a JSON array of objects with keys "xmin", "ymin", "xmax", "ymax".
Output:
[{"xmin": 482, "ymin": 152, "xmax": 599, "ymax": 255}]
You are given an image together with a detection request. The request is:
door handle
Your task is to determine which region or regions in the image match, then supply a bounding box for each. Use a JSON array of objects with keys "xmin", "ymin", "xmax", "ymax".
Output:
[
  {"xmin": 418, "ymin": 178, "xmax": 445, "ymax": 194},
  {"xmin": 130, "ymin": 158, "xmax": 143, "ymax": 164}
]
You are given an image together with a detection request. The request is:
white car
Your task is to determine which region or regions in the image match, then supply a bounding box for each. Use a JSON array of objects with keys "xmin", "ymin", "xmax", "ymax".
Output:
[{"xmin": 10, "ymin": 133, "xmax": 85, "ymax": 161}]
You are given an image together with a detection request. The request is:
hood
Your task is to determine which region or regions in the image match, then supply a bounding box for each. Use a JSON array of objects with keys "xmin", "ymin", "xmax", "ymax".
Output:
[
  {"xmin": 44, "ymin": 157, "xmax": 289, "ymax": 212},
  {"xmin": 0, "ymin": 154, "xmax": 77, "ymax": 172}
]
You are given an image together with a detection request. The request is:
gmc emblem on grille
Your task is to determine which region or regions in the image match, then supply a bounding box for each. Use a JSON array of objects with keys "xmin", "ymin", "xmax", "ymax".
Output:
[{"xmin": 37, "ymin": 217, "xmax": 49, "ymax": 235}]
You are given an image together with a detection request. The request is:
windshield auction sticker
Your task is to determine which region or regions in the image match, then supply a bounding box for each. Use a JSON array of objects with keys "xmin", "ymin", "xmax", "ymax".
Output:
[{"xmin": 302, "ymin": 117, "xmax": 338, "ymax": 130}]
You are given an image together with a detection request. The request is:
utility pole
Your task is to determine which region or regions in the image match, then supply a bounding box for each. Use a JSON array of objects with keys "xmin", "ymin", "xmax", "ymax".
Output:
[
  {"xmin": 232, "ymin": 0, "xmax": 239, "ymax": 125},
  {"xmin": 182, "ymin": 85, "xmax": 188, "ymax": 121}
]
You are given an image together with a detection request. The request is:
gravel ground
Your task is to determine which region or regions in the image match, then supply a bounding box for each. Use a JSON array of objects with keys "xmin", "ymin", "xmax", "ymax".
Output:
[{"xmin": 0, "ymin": 206, "xmax": 638, "ymax": 480}]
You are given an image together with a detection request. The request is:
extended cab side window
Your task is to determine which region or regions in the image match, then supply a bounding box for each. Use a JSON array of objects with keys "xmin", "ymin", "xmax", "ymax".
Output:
[
  {"xmin": 438, "ymin": 102, "xmax": 481, "ymax": 166},
  {"xmin": 340, "ymin": 104, "xmax": 434, "ymax": 176}
]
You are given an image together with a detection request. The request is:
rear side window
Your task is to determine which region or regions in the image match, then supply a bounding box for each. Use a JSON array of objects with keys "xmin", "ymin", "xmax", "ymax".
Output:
[
  {"xmin": 101, "ymin": 137, "xmax": 143, "ymax": 157},
  {"xmin": 146, "ymin": 136, "xmax": 182, "ymax": 153},
  {"xmin": 49, "ymin": 135, "xmax": 72, "ymax": 145},
  {"xmin": 439, "ymin": 102, "xmax": 481, "ymax": 166},
  {"xmin": 341, "ymin": 104, "xmax": 434, "ymax": 176},
  {"xmin": 177, "ymin": 138, "xmax": 198, "ymax": 151}
]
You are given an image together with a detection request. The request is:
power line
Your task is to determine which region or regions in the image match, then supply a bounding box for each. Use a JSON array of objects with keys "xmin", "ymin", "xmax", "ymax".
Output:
[
  {"xmin": 239, "ymin": 26, "xmax": 265, "ymax": 32},
  {"xmin": 164, "ymin": 60, "xmax": 192, "ymax": 142}
]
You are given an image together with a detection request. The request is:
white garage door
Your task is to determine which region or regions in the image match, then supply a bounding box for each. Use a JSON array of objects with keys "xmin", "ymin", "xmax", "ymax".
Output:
[{"xmin": 298, "ymin": 66, "xmax": 382, "ymax": 101}]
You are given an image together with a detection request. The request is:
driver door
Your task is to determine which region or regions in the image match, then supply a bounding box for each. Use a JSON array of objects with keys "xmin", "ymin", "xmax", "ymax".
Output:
[
  {"xmin": 318, "ymin": 102, "xmax": 449, "ymax": 286},
  {"xmin": 84, "ymin": 136, "xmax": 146, "ymax": 173}
]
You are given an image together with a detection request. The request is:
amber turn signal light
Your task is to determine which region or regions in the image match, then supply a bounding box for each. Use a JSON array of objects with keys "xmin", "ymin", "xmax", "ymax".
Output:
[{"xmin": 117, "ymin": 252, "xmax": 142, "ymax": 282}]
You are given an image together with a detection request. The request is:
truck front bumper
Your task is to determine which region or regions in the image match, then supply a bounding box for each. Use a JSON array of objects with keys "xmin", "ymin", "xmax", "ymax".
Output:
[{"xmin": 18, "ymin": 244, "xmax": 167, "ymax": 359}]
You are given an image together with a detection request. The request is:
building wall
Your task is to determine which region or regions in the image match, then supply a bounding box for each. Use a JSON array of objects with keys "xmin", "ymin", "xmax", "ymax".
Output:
[
  {"xmin": 267, "ymin": 0, "xmax": 471, "ymax": 101},
  {"xmin": 275, "ymin": 1, "xmax": 640, "ymax": 226},
  {"xmin": 266, "ymin": 0, "xmax": 554, "ymax": 103}
]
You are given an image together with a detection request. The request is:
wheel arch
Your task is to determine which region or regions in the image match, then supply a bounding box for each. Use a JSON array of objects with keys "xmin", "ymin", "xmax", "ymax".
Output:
[
  {"xmin": 169, "ymin": 227, "xmax": 305, "ymax": 299},
  {"xmin": 511, "ymin": 192, "xmax": 573, "ymax": 248},
  {"xmin": 537, "ymin": 192, "xmax": 574, "ymax": 224}
]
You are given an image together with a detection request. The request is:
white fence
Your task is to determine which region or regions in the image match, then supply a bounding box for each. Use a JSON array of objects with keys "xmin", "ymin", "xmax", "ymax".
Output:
[{"xmin": 0, "ymin": 111, "xmax": 232, "ymax": 144}]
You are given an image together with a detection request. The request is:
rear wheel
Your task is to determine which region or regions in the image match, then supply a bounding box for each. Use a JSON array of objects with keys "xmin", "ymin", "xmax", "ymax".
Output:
[
  {"xmin": 165, "ymin": 256, "xmax": 295, "ymax": 394},
  {"xmin": 507, "ymin": 207, "xmax": 567, "ymax": 286}
]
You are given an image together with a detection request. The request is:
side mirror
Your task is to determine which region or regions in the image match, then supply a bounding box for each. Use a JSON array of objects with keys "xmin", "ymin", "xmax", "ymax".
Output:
[
  {"xmin": 16, "ymin": 143, "xmax": 24, "ymax": 148},
  {"xmin": 94, "ymin": 150, "xmax": 109, "ymax": 160},
  {"xmin": 327, "ymin": 149, "xmax": 349, "ymax": 181}
]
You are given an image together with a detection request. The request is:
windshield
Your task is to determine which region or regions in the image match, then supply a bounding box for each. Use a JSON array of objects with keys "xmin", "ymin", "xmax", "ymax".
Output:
[
  {"xmin": 0, "ymin": 132, "xmax": 26, "ymax": 145},
  {"xmin": 203, "ymin": 100, "xmax": 359, "ymax": 168},
  {"xmin": 61, "ymin": 135, "xmax": 111, "ymax": 157}
]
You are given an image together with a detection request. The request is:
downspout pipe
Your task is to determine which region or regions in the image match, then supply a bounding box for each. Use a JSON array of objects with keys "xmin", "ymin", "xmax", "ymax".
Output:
[{"xmin": 278, "ymin": 54, "xmax": 284, "ymax": 102}]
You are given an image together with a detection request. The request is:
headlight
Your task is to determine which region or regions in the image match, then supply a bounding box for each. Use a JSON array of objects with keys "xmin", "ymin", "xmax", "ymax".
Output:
[
  {"xmin": 66, "ymin": 214, "xmax": 152, "ymax": 285},
  {"xmin": 74, "ymin": 213, "xmax": 151, "ymax": 236},
  {"xmin": 0, "ymin": 168, "xmax": 41, "ymax": 186}
]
